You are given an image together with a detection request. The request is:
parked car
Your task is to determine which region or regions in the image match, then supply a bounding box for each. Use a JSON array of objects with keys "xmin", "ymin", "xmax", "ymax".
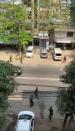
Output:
[
  {"xmin": 52, "ymin": 48, "xmax": 62, "ymax": 61},
  {"xmin": 26, "ymin": 46, "xmax": 33, "ymax": 58},
  {"xmin": 40, "ymin": 49, "xmax": 48, "ymax": 58},
  {"xmin": 15, "ymin": 111, "xmax": 35, "ymax": 131}
]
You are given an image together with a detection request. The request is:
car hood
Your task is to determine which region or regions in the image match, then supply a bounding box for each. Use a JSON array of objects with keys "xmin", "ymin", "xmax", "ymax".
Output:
[
  {"xmin": 26, "ymin": 52, "xmax": 33, "ymax": 55},
  {"xmin": 15, "ymin": 119, "xmax": 30, "ymax": 131}
]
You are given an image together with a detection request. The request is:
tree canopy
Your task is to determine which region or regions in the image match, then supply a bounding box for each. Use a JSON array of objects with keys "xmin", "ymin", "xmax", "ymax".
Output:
[
  {"xmin": 56, "ymin": 60, "xmax": 75, "ymax": 129},
  {"xmin": 64, "ymin": 60, "xmax": 75, "ymax": 84},
  {"xmin": 0, "ymin": 61, "xmax": 16, "ymax": 110},
  {"xmin": 0, "ymin": 61, "xmax": 16, "ymax": 129},
  {"xmin": 56, "ymin": 86, "xmax": 75, "ymax": 116},
  {"xmin": 0, "ymin": 3, "xmax": 32, "ymax": 48}
]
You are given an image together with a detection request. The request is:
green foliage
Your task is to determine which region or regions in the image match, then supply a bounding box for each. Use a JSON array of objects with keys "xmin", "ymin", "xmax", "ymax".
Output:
[
  {"xmin": 64, "ymin": 60, "xmax": 75, "ymax": 84},
  {"xmin": 0, "ymin": 113, "xmax": 6, "ymax": 129},
  {"xmin": 0, "ymin": 61, "xmax": 14, "ymax": 76},
  {"xmin": 56, "ymin": 60, "xmax": 75, "ymax": 117},
  {"xmin": 19, "ymin": 32, "xmax": 32, "ymax": 45},
  {"xmin": 56, "ymin": 86, "xmax": 75, "ymax": 116},
  {"xmin": 0, "ymin": 95, "xmax": 9, "ymax": 112},
  {"xmin": 0, "ymin": 77, "xmax": 15, "ymax": 95},
  {"xmin": 0, "ymin": 61, "xmax": 16, "ymax": 117},
  {"xmin": 38, "ymin": 0, "xmax": 49, "ymax": 8},
  {"xmin": 0, "ymin": 3, "xmax": 32, "ymax": 47}
]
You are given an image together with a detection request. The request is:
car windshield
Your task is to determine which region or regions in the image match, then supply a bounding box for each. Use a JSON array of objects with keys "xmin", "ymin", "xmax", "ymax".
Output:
[
  {"xmin": 42, "ymin": 52, "xmax": 47, "ymax": 55},
  {"xmin": 19, "ymin": 114, "xmax": 32, "ymax": 120},
  {"xmin": 56, "ymin": 53, "xmax": 61, "ymax": 56},
  {"xmin": 26, "ymin": 50, "xmax": 32, "ymax": 53}
]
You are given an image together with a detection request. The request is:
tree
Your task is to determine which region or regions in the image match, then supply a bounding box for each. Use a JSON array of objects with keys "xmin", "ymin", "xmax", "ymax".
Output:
[
  {"xmin": 0, "ymin": 61, "xmax": 16, "ymax": 129},
  {"xmin": 56, "ymin": 60, "xmax": 75, "ymax": 130},
  {"xmin": 0, "ymin": 3, "xmax": 32, "ymax": 52},
  {"xmin": 63, "ymin": 60, "xmax": 75, "ymax": 84}
]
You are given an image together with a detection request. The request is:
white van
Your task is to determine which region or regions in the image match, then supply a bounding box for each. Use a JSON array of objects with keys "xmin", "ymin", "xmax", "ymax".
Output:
[
  {"xmin": 26, "ymin": 46, "xmax": 33, "ymax": 58},
  {"xmin": 53, "ymin": 48, "xmax": 62, "ymax": 60}
]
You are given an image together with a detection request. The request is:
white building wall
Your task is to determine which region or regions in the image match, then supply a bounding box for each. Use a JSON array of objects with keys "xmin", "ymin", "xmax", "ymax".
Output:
[
  {"xmin": 61, "ymin": 0, "xmax": 71, "ymax": 7},
  {"xmin": 0, "ymin": 0, "xmax": 22, "ymax": 4}
]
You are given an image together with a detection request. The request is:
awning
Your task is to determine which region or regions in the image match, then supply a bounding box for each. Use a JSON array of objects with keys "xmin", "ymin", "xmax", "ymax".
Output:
[{"xmin": 54, "ymin": 38, "xmax": 72, "ymax": 44}]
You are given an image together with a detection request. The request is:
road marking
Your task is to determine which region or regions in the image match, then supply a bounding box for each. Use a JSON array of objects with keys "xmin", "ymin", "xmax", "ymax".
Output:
[
  {"xmin": 15, "ymin": 76, "xmax": 59, "ymax": 81},
  {"xmin": 8, "ymin": 95, "xmax": 23, "ymax": 100}
]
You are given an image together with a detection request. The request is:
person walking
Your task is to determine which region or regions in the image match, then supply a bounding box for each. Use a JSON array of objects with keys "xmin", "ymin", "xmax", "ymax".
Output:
[
  {"xmin": 20, "ymin": 55, "xmax": 23, "ymax": 63},
  {"xmin": 34, "ymin": 86, "xmax": 39, "ymax": 98},
  {"xmin": 48, "ymin": 106, "xmax": 53, "ymax": 121},
  {"xmin": 29, "ymin": 95, "xmax": 34, "ymax": 107},
  {"xmin": 63, "ymin": 55, "xmax": 66, "ymax": 63},
  {"xmin": 9, "ymin": 55, "xmax": 12, "ymax": 62}
]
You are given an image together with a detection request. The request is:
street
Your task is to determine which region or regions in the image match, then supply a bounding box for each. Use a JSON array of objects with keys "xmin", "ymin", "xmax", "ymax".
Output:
[
  {"xmin": 8, "ymin": 90, "xmax": 63, "ymax": 118},
  {"xmin": 21, "ymin": 64, "xmax": 62, "ymax": 78},
  {"xmin": 7, "ymin": 63, "xmax": 68, "ymax": 129},
  {"xmin": 7, "ymin": 89, "xmax": 64, "ymax": 131},
  {"xmin": 4, "ymin": 49, "xmax": 71, "ymax": 131}
]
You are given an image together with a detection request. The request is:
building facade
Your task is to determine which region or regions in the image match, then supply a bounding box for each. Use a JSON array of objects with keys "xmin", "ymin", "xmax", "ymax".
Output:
[
  {"xmin": 70, "ymin": 0, "xmax": 75, "ymax": 26},
  {"xmin": 61, "ymin": 0, "xmax": 71, "ymax": 7},
  {"xmin": 0, "ymin": 0, "xmax": 71, "ymax": 34},
  {"xmin": 0, "ymin": 0, "xmax": 73, "ymax": 44},
  {"xmin": 0, "ymin": 0, "xmax": 22, "ymax": 4},
  {"xmin": 23, "ymin": 0, "xmax": 71, "ymax": 37}
]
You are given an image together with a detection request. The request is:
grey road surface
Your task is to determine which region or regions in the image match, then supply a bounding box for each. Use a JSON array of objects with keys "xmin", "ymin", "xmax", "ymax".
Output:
[
  {"xmin": 21, "ymin": 65, "xmax": 63, "ymax": 78},
  {"xmin": 8, "ymin": 90, "xmax": 63, "ymax": 119},
  {"xmin": 15, "ymin": 77, "xmax": 69, "ymax": 93}
]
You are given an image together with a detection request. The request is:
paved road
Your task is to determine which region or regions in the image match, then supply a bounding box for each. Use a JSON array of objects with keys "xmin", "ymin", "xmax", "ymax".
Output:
[
  {"xmin": 15, "ymin": 76, "xmax": 69, "ymax": 93},
  {"xmin": 21, "ymin": 65, "xmax": 62, "ymax": 78},
  {"xmin": 8, "ymin": 90, "xmax": 63, "ymax": 119}
]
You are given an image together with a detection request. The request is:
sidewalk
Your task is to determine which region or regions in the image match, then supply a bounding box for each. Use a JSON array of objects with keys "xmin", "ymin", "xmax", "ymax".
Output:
[{"xmin": 0, "ymin": 49, "xmax": 73, "ymax": 67}]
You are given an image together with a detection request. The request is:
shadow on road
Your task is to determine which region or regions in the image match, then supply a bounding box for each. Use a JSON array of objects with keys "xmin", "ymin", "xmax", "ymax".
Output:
[
  {"xmin": 6, "ymin": 114, "xmax": 17, "ymax": 131},
  {"xmin": 38, "ymin": 100, "xmax": 45, "ymax": 119}
]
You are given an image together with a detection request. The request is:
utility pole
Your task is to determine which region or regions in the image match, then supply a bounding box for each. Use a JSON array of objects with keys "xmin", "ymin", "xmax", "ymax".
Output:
[
  {"xmin": 37, "ymin": 0, "xmax": 40, "ymax": 34},
  {"xmin": 31, "ymin": 0, "xmax": 34, "ymax": 45}
]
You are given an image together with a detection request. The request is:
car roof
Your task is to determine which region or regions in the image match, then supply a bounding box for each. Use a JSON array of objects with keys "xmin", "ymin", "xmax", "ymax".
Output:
[
  {"xmin": 16, "ymin": 119, "xmax": 30, "ymax": 131},
  {"xmin": 18, "ymin": 111, "xmax": 35, "ymax": 118},
  {"xmin": 54, "ymin": 48, "xmax": 62, "ymax": 54},
  {"xmin": 27, "ymin": 46, "xmax": 33, "ymax": 51},
  {"xmin": 41, "ymin": 49, "xmax": 47, "ymax": 53}
]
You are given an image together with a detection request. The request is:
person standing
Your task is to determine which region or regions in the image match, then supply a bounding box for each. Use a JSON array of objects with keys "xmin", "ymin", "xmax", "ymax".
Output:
[
  {"xmin": 9, "ymin": 55, "xmax": 12, "ymax": 62},
  {"xmin": 34, "ymin": 86, "xmax": 39, "ymax": 98},
  {"xmin": 63, "ymin": 55, "xmax": 66, "ymax": 63},
  {"xmin": 48, "ymin": 106, "xmax": 53, "ymax": 121},
  {"xmin": 20, "ymin": 55, "xmax": 23, "ymax": 63}
]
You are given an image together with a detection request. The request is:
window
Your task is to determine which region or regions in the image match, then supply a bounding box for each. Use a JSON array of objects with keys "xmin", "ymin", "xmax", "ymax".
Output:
[{"xmin": 67, "ymin": 32, "xmax": 73, "ymax": 37}]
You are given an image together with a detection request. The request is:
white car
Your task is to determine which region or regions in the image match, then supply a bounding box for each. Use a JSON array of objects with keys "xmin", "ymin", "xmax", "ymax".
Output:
[
  {"xmin": 40, "ymin": 49, "xmax": 48, "ymax": 58},
  {"xmin": 26, "ymin": 46, "xmax": 33, "ymax": 58},
  {"xmin": 15, "ymin": 111, "xmax": 35, "ymax": 131},
  {"xmin": 53, "ymin": 48, "xmax": 62, "ymax": 61}
]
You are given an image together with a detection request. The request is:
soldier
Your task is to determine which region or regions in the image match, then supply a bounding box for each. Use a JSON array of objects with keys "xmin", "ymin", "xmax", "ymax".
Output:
[
  {"xmin": 48, "ymin": 106, "xmax": 53, "ymax": 121},
  {"xmin": 34, "ymin": 86, "xmax": 39, "ymax": 98},
  {"xmin": 20, "ymin": 55, "xmax": 23, "ymax": 63},
  {"xmin": 63, "ymin": 55, "xmax": 66, "ymax": 63},
  {"xmin": 9, "ymin": 55, "xmax": 12, "ymax": 62}
]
